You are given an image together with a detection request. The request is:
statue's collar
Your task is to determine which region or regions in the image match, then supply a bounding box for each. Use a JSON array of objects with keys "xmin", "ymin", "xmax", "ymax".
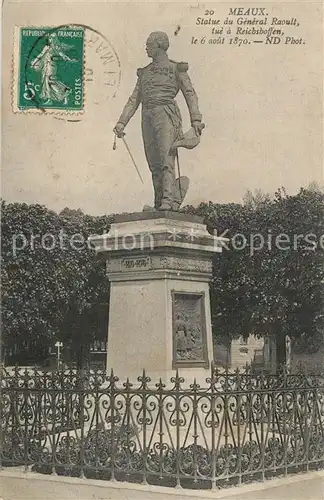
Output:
[{"xmin": 151, "ymin": 54, "xmax": 169, "ymax": 67}]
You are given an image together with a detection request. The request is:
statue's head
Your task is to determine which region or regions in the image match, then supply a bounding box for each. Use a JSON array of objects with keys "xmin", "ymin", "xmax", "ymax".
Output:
[{"xmin": 146, "ymin": 32, "xmax": 169, "ymax": 58}]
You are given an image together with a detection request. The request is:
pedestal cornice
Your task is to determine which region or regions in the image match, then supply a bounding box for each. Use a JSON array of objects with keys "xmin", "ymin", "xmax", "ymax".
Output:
[{"xmin": 88, "ymin": 214, "xmax": 227, "ymax": 258}]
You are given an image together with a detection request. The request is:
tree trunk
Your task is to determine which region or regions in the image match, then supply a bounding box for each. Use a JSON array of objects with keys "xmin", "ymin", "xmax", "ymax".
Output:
[
  {"xmin": 276, "ymin": 335, "xmax": 287, "ymax": 370},
  {"xmin": 75, "ymin": 342, "xmax": 90, "ymax": 370}
]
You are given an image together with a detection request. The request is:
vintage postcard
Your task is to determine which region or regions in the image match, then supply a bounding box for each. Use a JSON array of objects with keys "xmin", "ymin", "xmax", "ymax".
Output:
[{"xmin": 1, "ymin": 0, "xmax": 324, "ymax": 499}]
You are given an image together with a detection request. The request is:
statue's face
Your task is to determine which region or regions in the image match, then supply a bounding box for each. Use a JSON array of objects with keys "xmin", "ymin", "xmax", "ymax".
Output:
[{"xmin": 145, "ymin": 36, "xmax": 159, "ymax": 58}]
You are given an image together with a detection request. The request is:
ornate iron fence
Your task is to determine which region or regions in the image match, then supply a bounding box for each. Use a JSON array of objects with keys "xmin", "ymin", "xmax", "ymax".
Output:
[{"xmin": 1, "ymin": 365, "xmax": 324, "ymax": 489}]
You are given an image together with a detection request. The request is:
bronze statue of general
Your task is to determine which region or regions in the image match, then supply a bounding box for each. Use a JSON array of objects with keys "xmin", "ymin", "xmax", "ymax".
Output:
[{"xmin": 114, "ymin": 31, "xmax": 204, "ymax": 211}]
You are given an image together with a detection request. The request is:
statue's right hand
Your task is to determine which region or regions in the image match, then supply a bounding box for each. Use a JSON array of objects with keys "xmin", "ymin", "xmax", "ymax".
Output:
[{"xmin": 113, "ymin": 123, "xmax": 125, "ymax": 138}]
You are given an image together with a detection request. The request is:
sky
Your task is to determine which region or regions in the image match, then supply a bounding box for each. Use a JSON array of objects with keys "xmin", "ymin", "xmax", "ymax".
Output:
[{"xmin": 2, "ymin": 1, "xmax": 323, "ymax": 215}]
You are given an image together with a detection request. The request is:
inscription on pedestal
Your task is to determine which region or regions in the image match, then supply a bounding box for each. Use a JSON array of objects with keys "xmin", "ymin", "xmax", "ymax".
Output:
[
  {"xmin": 172, "ymin": 291, "xmax": 209, "ymax": 368},
  {"xmin": 121, "ymin": 256, "xmax": 151, "ymax": 271}
]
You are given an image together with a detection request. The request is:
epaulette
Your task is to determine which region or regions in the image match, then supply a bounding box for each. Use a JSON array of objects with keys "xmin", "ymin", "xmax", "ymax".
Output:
[
  {"xmin": 177, "ymin": 62, "xmax": 189, "ymax": 72},
  {"xmin": 137, "ymin": 64, "xmax": 150, "ymax": 77}
]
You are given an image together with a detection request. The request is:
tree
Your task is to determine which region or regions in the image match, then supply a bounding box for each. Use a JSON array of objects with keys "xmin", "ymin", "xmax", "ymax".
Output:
[
  {"xmin": 1, "ymin": 202, "xmax": 66, "ymax": 358},
  {"xmin": 1, "ymin": 201, "xmax": 113, "ymax": 366},
  {"xmin": 183, "ymin": 187, "xmax": 324, "ymax": 357},
  {"xmin": 242, "ymin": 188, "xmax": 273, "ymax": 210},
  {"xmin": 56, "ymin": 208, "xmax": 113, "ymax": 367},
  {"xmin": 306, "ymin": 181, "xmax": 324, "ymax": 193},
  {"xmin": 2, "ymin": 186, "xmax": 323, "ymax": 369}
]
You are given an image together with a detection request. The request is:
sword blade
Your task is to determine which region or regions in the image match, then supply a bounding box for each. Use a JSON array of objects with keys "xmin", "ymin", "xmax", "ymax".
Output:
[{"xmin": 122, "ymin": 137, "xmax": 144, "ymax": 184}]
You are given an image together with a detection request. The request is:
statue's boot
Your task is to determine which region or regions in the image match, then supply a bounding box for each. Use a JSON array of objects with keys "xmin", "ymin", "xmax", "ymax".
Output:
[
  {"xmin": 142, "ymin": 173, "xmax": 162, "ymax": 212},
  {"xmin": 159, "ymin": 203, "xmax": 173, "ymax": 211},
  {"xmin": 143, "ymin": 177, "xmax": 190, "ymax": 212},
  {"xmin": 143, "ymin": 205, "xmax": 155, "ymax": 212}
]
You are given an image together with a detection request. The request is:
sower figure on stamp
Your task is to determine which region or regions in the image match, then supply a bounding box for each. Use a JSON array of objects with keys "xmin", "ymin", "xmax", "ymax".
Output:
[{"xmin": 113, "ymin": 31, "xmax": 204, "ymax": 211}]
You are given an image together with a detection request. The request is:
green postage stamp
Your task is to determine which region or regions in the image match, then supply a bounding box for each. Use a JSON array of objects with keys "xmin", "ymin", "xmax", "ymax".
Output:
[{"xmin": 13, "ymin": 27, "xmax": 85, "ymax": 113}]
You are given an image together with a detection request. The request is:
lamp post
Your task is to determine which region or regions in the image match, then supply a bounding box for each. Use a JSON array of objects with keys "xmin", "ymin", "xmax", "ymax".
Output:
[{"xmin": 55, "ymin": 341, "xmax": 63, "ymax": 370}]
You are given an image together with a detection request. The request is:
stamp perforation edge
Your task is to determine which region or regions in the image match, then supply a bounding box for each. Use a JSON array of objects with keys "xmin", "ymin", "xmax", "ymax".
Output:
[{"xmin": 12, "ymin": 25, "xmax": 86, "ymax": 115}]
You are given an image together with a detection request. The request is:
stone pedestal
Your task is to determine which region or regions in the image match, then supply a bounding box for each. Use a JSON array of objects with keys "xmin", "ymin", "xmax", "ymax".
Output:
[{"xmin": 89, "ymin": 212, "xmax": 226, "ymax": 385}]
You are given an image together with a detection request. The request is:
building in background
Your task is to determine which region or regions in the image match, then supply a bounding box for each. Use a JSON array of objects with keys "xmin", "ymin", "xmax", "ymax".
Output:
[{"xmin": 214, "ymin": 335, "xmax": 266, "ymax": 371}]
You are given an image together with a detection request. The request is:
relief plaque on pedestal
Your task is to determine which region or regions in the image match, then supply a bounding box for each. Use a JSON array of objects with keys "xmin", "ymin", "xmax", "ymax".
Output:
[{"xmin": 172, "ymin": 291, "xmax": 209, "ymax": 369}]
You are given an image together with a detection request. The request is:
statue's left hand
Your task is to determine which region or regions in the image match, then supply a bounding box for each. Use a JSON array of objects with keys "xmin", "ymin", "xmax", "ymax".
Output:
[{"xmin": 192, "ymin": 121, "xmax": 205, "ymax": 137}]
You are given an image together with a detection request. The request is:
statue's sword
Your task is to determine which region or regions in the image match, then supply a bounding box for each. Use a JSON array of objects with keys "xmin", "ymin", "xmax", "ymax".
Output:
[
  {"xmin": 122, "ymin": 137, "xmax": 144, "ymax": 184},
  {"xmin": 113, "ymin": 132, "xmax": 144, "ymax": 184}
]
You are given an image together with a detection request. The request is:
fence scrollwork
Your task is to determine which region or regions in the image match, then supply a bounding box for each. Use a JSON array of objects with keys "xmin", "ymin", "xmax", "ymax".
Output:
[{"xmin": 1, "ymin": 365, "xmax": 324, "ymax": 488}]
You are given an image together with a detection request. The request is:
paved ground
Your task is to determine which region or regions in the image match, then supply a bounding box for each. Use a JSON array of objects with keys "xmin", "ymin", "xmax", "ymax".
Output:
[
  {"xmin": 222, "ymin": 473, "xmax": 324, "ymax": 500},
  {"xmin": 1, "ymin": 470, "xmax": 324, "ymax": 500}
]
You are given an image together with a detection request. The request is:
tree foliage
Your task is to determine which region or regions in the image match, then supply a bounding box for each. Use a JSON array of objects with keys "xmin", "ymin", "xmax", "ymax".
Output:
[
  {"xmin": 1, "ymin": 201, "xmax": 113, "ymax": 365},
  {"xmin": 2, "ymin": 186, "xmax": 324, "ymax": 366},
  {"xmin": 184, "ymin": 187, "xmax": 324, "ymax": 346}
]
